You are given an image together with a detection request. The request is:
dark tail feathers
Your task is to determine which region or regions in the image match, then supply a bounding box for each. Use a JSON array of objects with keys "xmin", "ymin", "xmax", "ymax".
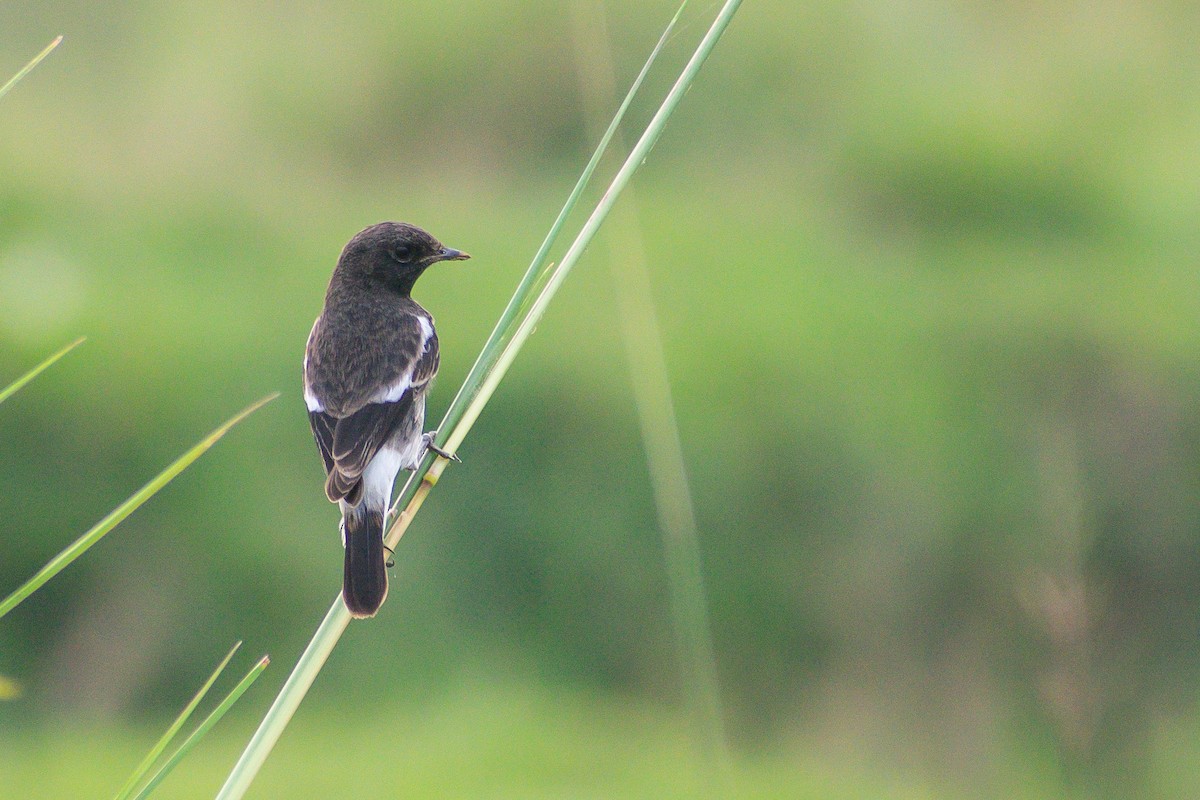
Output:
[{"xmin": 343, "ymin": 507, "xmax": 388, "ymax": 618}]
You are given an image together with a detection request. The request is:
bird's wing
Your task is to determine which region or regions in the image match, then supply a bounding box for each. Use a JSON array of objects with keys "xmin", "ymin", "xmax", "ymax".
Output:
[
  {"xmin": 410, "ymin": 325, "xmax": 439, "ymax": 391},
  {"xmin": 329, "ymin": 391, "xmax": 416, "ymax": 482},
  {"xmin": 305, "ymin": 307, "xmax": 434, "ymax": 416},
  {"xmin": 315, "ymin": 313, "xmax": 440, "ymax": 504},
  {"xmin": 308, "ymin": 409, "xmax": 336, "ymax": 475}
]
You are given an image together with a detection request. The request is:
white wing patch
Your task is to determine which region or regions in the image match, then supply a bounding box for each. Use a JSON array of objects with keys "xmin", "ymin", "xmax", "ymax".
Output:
[
  {"xmin": 373, "ymin": 373, "xmax": 413, "ymax": 404},
  {"xmin": 368, "ymin": 314, "xmax": 434, "ymax": 404},
  {"xmin": 303, "ymin": 317, "xmax": 324, "ymax": 412},
  {"xmin": 417, "ymin": 315, "xmax": 434, "ymax": 350},
  {"xmin": 304, "ymin": 385, "xmax": 324, "ymax": 412}
]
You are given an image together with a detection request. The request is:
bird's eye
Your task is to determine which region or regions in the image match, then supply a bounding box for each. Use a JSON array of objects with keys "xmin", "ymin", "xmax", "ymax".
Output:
[{"xmin": 391, "ymin": 245, "xmax": 413, "ymax": 263}]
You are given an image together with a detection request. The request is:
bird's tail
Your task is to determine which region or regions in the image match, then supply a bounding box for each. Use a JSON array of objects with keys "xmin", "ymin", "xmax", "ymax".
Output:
[{"xmin": 342, "ymin": 506, "xmax": 388, "ymax": 618}]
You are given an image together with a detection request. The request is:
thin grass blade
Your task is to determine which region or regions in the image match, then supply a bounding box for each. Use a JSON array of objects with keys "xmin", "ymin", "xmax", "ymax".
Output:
[
  {"xmin": 0, "ymin": 36, "xmax": 63, "ymax": 102},
  {"xmin": 112, "ymin": 642, "xmax": 244, "ymax": 800},
  {"xmin": 214, "ymin": 600, "xmax": 349, "ymax": 800},
  {"xmin": 130, "ymin": 654, "xmax": 270, "ymax": 800},
  {"xmin": 0, "ymin": 336, "xmax": 84, "ymax": 405},
  {"xmin": 0, "ymin": 393, "xmax": 278, "ymax": 619},
  {"xmin": 434, "ymin": 0, "xmax": 744, "ymax": 459},
  {"xmin": 569, "ymin": 3, "xmax": 729, "ymax": 790},
  {"xmin": 426, "ymin": 0, "xmax": 691, "ymax": 465}
]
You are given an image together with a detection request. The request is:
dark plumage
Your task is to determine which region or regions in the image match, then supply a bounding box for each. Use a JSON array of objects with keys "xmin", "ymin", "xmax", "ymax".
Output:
[{"xmin": 304, "ymin": 222, "xmax": 469, "ymax": 618}]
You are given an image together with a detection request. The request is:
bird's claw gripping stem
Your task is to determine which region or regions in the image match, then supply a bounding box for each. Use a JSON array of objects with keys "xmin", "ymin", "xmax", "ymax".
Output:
[{"xmin": 422, "ymin": 431, "xmax": 461, "ymax": 463}]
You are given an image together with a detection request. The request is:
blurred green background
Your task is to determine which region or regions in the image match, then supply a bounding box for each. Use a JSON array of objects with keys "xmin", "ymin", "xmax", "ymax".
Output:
[{"xmin": 3, "ymin": 1, "xmax": 1200, "ymax": 797}]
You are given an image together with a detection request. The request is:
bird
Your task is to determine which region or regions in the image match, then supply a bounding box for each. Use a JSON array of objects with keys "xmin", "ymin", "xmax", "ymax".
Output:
[{"xmin": 303, "ymin": 222, "xmax": 469, "ymax": 618}]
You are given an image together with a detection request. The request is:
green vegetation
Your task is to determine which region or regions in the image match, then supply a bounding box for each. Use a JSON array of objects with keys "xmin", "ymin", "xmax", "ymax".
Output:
[
  {"xmin": 3, "ymin": 1, "xmax": 1200, "ymax": 797},
  {"xmin": 113, "ymin": 642, "xmax": 266, "ymax": 800},
  {"xmin": 0, "ymin": 336, "xmax": 81, "ymax": 406},
  {"xmin": 0, "ymin": 394, "xmax": 274, "ymax": 620},
  {"xmin": 0, "ymin": 35, "xmax": 60, "ymax": 103},
  {"xmin": 128, "ymin": 652, "xmax": 268, "ymax": 800}
]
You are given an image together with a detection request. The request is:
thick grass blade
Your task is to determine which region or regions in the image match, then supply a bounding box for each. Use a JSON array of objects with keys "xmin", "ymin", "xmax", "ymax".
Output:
[
  {"xmin": 0, "ymin": 393, "xmax": 278, "ymax": 619},
  {"xmin": 112, "ymin": 642, "xmax": 244, "ymax": 800},
  {"xmin": 0, "ymin": 336, "xmax": 84, "ymax": 405},
  {"xmin": 130, "ymin": 654, "xmax": 270, "ymax": 800},
  {"xmin": 0, "ymin": 36, "xmax": 63, "ymax": 102},
  {"xmin": 215, "ymin": 5, "xmax": 741, "ymax": 798}
]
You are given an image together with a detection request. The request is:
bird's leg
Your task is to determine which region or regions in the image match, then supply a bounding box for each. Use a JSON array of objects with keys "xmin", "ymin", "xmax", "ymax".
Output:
[{"xmin": 422, "ymin": 430, "xmax": 461, "ymax": 463}]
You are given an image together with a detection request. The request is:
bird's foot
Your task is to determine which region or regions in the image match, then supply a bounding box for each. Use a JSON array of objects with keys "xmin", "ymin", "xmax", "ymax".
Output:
[
  {"xmin": 383, "ymin": 544, "xmax": 396, "ymax": 569},
  {"xmin": 422, "ymin": 430, "xmax": 461, "ymax": 463}
]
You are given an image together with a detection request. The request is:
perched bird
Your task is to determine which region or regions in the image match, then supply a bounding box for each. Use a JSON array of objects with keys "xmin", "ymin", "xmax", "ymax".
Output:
[{"xmin": 304, "ymin": 222, "xmax": 469, "ymax": 618}]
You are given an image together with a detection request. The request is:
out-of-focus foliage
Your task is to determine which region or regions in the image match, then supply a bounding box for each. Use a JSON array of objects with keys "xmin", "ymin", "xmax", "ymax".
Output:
[{"xmin": 2, "ymin": 1, "xmax": 1200, "ymax": 797}]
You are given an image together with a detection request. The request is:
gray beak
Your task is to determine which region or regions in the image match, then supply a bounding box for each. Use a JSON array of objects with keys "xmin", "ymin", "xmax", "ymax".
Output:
[{"xmin": 438, "ymin": 247, "xmax": 470, "ymax": 262}]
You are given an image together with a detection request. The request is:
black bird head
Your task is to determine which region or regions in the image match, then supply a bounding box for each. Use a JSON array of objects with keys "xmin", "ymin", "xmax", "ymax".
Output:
[{"xmin": 337, "ymin": 221, "xmax": 470, "ymax": 296}]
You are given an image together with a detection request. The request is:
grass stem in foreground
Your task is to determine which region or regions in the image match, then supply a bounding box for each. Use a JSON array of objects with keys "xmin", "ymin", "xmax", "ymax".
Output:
[
  {"xmin": 112, "ymin": 642, "xmax": 244, "ymax": 800},
  {"xmin": 131, "ymin": 655, "xmax": 270, "ymax": 800}
]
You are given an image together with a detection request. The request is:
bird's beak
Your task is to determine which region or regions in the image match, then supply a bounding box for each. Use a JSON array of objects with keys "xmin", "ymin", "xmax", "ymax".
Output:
[{"xmin": 438, "ymin": 247, "xmax": 470, "ymax": 262}]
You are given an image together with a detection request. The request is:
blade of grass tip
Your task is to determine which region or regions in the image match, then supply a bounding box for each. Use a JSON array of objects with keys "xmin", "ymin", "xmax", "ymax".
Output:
[
  {"xmin": 214, "ymin": 11, "xmax": 691, "ymax": 800},
  {"xmin": 0, "ymin": 335, "xmax": 85, "ymax": 405},
  {"xmin": 426, "ymin": 0, "xmax": 691, "ymax": 465},
  {"xmin": 0, "ymin": 35, "xmax": 63, "ymax": 102},
  {"xmin": 112, "ymin": 642, "xmax": 244, "ymax": 800},
  {"xmin": 569, "ymin": 3, "xmax": 729, "ymax": 791},
  {"xmin": 130, "ymin": 655, "xmax": 270, "ymax": 800},
  {"xmin": 385, "ymin": 0, "xmax": 691, "ymax": 529},
  {"xmin": 437, "ymin": 0, "xmax": 745, "ymax": 459},
  {"xmin": 215, "ymin": 601, "xmax": 349, "ymax": 800},
  {"xmin": 0, "ymin": 393, "xmax": 278, "ymax": 620}
]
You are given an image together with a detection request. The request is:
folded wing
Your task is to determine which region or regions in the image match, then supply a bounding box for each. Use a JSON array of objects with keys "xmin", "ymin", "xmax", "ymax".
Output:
[{"xmin": 306, "ymin": 311, "xmax": 440, "ymax": 506}]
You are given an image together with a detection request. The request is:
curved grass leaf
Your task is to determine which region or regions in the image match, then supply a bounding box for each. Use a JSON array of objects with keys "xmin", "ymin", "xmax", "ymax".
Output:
[
  {"xmin": 0, "ymin": 336, "xmax": 84, "ymax": 405},
  {"xmin": 0, "ymin": 393, "xmax": 278, "ymax": 620}
]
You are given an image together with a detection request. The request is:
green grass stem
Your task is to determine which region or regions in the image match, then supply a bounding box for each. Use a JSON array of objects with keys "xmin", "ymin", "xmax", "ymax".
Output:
[
  {"xmin": 433, "ymin": 0, "xmax": 743, "ymax": 459},
  {"xmin": 0, "ymin": 393, "xmax": 278, "ymax": 619},
  {"xmin": 130, "ymin": 654, "xmax": 270, "ymax": 800},
  {"xmin": 214, "ymin": 599, "xmax": 350, "ymax": 800},
  {"xmin": 0, "ymin": 336, "xmax": 84, "ymax": 405},
  {"xmin": 0, "ymin": 36, "xmax": 63, "ymax": 102},
  {"xmin": 569, "ymin": 2, "xmax": 730, "ymax": 791},
  {"xmin": 112, "ymin": 642, "xmax": 244, "ymax": 800},
  {"xmin": 417, "ymin": 0, "xmax": 692, "ymax": 468}
]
